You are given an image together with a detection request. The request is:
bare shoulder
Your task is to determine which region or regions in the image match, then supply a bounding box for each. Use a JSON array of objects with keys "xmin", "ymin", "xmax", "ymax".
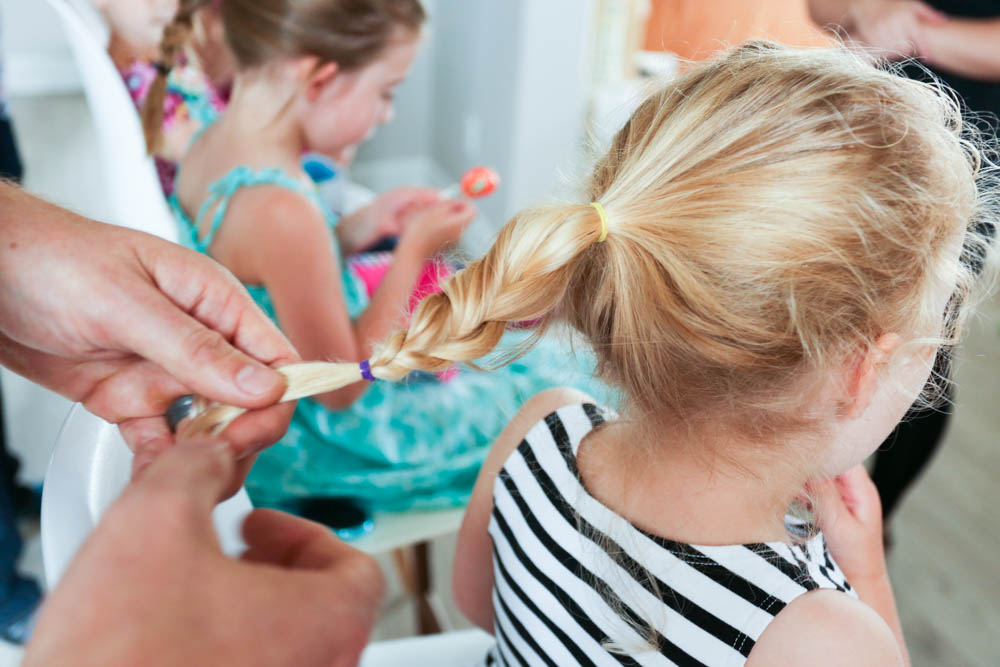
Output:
[
  {"xmin": 214, "ymin": 185, "xmax": 331, "ymax": 282},
  {"xmin": 224, "ymin": 185, "xmax": 327, "ymax": 237},
  {"xmin": 486, "ymin": 387, "xmax": 596, "ymax": 467},
  {"xmin": 746, "ymin": 590, "xmax": 903, "ymax": 666}
]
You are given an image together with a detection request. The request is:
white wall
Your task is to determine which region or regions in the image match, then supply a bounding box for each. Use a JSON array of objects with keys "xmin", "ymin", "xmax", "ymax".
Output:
[
  {"xmin": 357, "ymin": 0, "xmax": 597, "ymax": 250},
  {"xmin": 355, "ymin": 0, "xmax": 437, "ymax": 162},
  {"xmin": 1, "ymin": 0, "xmax": 81, "ymax": 95}
]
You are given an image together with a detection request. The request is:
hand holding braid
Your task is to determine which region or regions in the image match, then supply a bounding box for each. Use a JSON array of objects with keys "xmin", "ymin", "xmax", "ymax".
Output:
[{"xmin": 170, "ymin": 202, "xmax": 610, "ymax": 436}]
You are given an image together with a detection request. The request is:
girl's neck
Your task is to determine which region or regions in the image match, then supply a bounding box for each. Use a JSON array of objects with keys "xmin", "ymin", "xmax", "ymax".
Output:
[
  {"xmin": 578, "ymin": 416, "xmax": 820, "ymax": 545},
  {"xmin": 215, "ymin": 74, "xmax": 308, "ymax": 166}
]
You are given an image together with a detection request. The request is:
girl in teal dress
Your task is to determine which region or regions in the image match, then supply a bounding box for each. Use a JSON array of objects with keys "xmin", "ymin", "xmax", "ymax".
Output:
[{"xmin": 169, "ymin": 0, "xmax": 605, "ymax": 511}]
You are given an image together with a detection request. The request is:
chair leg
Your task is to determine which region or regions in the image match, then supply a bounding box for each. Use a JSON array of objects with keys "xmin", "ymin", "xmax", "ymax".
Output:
[{"xmin": 391, "ymin": 541, "xmax": 443, "ymax": 635}]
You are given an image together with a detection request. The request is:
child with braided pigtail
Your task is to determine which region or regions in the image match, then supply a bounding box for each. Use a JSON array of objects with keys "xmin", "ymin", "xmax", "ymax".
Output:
[{"xmin": 176, "ymin": 41, "xmax": 996, "ymax": 665}]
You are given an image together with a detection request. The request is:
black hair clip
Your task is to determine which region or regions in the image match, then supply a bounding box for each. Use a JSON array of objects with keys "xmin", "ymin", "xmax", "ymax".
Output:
[{"xmin": 153, "ymin": 61, "xmax": 171, "ymax": 76}]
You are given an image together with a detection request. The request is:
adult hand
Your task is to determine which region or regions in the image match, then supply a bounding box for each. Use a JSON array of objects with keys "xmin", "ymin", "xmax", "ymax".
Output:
[
  {"xmin": 845, "ymin": 0, "xmax": 947, "ymax": 60},
  {"xmin": 23, "ymin": 440, "xmax": 385, "ymax": 667},
  {"xmin": 338, "ymin": 187, "xmax": 441, "ymax": 255},
  {"xmin": 813, "ymin": 465, "xmax": 887, "ymax": 585},
  {"xmin": 0, "ymin": 185, "xmax": 298, "ymax": 470}
]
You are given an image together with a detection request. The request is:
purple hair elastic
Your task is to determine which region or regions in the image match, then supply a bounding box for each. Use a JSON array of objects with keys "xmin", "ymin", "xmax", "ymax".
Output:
[{"xmin": 359, "ymin": 359, "xmax": 376, "ymax": 382}]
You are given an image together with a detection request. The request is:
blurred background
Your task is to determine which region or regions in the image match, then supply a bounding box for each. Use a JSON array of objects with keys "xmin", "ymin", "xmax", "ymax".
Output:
[{"xmin": 0, "ymin": 1, "xmax": 996, "ymax": 665}]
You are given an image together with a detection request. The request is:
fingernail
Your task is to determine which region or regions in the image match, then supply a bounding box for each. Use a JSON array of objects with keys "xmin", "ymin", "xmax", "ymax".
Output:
[{"xmin": 236, "ymin": 364, "xmax": 277, "ymax": 397}]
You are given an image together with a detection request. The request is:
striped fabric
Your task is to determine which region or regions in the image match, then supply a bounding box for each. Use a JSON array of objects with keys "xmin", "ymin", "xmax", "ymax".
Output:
[{"xmin": 483, "ymin": 403, "xmax": 855, "ymax": 667}]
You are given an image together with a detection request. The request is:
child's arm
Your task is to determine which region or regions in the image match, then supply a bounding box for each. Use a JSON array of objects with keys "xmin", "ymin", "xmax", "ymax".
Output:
[
  {"xmin": 218, "ymin": 188, "xmax": 468, "ymax": 409},
  {"xmin": 335, "ymin": 187, "xmax": 440, "ymax": 256},
  {"xmin": 452, "ymin": 387, "xmax": 594, "ymax": 632},
  {"xmin": 747, "ymin": 465, "xmax": 908, "ymax": 666},
  {"xmin": 816, "ymin": 465, "xmax": 910, "ymax": 664}
]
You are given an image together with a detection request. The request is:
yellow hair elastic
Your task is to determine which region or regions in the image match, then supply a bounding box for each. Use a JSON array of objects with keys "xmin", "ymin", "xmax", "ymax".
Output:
[{"xmin": 590, "ymin": 202, "xmax": 608, "ymax": 243}]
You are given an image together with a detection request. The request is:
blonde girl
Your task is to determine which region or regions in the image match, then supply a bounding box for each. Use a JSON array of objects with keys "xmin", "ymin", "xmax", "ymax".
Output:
[
  {"xmin": 171, "ymin": 0, "xmax": 602, "ymax": 512},
  {"xmin": 183, "ymin": 40, "xmax": 995, "ymax": 663}
]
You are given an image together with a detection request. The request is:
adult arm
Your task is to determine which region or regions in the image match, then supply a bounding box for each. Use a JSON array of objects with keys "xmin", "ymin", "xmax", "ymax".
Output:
[
  {"xmin": 808, "ymin": 0, "xmax": 946, "ymax": 59},
  {"xmin": 0, "ymin": 183, "xmax": 297, "ymax": 466},
  {"xmin": 24, "ymin": 439, "xmax": 384, "ymax": 666},
  {"xmin": 917, "ymin": 17, "xmax": 1000, "ymax": 81}
]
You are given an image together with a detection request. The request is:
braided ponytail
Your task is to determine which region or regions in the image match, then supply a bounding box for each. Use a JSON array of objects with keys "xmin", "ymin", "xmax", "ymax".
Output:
[
  {"xmin": 140, "ymin": 0, "xmax": 208, "ymax": 155},
  {"xmin": 174, "ymin": 203, "xmax": 610, "ymax": 437}
]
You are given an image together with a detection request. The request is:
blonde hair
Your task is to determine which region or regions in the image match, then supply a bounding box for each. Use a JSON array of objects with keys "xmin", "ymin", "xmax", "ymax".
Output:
[{"xmin": 179, "ymin": 42, "xmax": 997, "ymax": 441}]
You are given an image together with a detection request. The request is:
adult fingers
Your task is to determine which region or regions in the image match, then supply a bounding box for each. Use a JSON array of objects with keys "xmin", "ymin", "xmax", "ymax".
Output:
[
  {"xmin": 121, "ymin": 416, "xmax": 175, "ymax": 473},
  {"xmin": 216, "ymin": 400, "xmax": 296, "ymax": 458},
  {"xmin": 129, "ymin": 240, "xmax": 298, "ymax": 407},
  {"xmin": 78, "ymin": 359, "xmax": 190, "ymax": 424},
  {"xmin": 240, "ymin": 509, "xmax": 364, "ymax": 571},
  {"xmin": 125, "ymin": 400, "xmax": 292, "ymax": 476},
  {"xmin": 125, "ymin": 439, "xmax": 237, "ymax": 517},
  {"xmin": 113, "ymin": 282, "xmax": 288, "ymax": 410}
]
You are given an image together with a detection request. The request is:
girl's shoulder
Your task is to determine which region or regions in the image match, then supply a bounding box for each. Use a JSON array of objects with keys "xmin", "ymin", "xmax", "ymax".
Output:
[
  {"xmin": 487, "ymin": 388, "xmax": 604, "ymax": 481},
  {"xmin": 746, "ymin": 590, "xmax": 902, "ymax": 666}
]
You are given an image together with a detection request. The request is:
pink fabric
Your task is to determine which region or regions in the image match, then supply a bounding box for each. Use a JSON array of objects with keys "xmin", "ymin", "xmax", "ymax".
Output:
[{"xmin": 347, "ymin": 251, "xmax": 459, "ymax": 381}]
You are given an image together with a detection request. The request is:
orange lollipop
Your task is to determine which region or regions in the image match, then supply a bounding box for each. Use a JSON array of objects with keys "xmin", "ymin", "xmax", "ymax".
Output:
[{"xmin": 459, "ymin": 166, "xmax": 500, "ymax": 198}]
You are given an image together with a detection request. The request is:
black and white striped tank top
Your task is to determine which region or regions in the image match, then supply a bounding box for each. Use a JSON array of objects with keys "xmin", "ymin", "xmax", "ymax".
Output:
[{"xmin": 484, "ymin": 403, "xmax": 855, "ymax": 667}]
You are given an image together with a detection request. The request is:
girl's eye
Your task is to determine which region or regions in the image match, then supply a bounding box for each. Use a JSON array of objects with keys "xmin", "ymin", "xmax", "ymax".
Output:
[{"xmin": 382, "ymin": 92, "xmax": 395, "ymax": 102}]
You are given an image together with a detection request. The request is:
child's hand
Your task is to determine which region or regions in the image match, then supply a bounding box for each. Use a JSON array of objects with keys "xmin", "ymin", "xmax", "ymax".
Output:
[
  {"xmin": 338, "ymin": 187, "xmax": 440, "ymax": 255},
  {"xmin": 813, "ymin": 465, "xmax": 887, "ymax": 585},
  {"xmin": 401, "ymin": 199, "xmax": 477, "ymax": 258}
]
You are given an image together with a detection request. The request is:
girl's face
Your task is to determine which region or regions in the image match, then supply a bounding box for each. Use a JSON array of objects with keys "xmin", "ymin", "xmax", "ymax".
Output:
[
  {"xmin": 96, "ymin": 0, "xmax": 179, "ymax": 58},
  {"xmin": 300, "ymin": 36, "xmax": 419, "ymax": 157},
  {"xmin": 820, "ymin": 235, "xmax": 964, "ymax": 477}
]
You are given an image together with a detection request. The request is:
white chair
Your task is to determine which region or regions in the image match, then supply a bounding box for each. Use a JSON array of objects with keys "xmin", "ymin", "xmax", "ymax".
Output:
[
  {"xmin": 45, "ymin": 0, "xmax": 178, "ymax": 242},
  {"xmin": 360, "ymin": 629, "xmax": 494, "ymax": 667},
  {"xmin": 41, "ymin": 404, "xmax": 493, "ymax": 665},
  {"xmin": 41, "ymin": 404, "xmax": 252, "ymax": 588}
]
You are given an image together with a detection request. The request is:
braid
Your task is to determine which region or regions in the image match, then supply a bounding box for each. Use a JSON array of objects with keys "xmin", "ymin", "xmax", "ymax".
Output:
[
  {"xmin": 369, "ymin": 203, "xmax": 605, "ymax": 379},
  {"xmin": 140, "ymin": 0, "xmax": 207, "ymax": 155},
  {"xmin": 174, "ymin": 203, "xmax": 609, "ymax": 436}
]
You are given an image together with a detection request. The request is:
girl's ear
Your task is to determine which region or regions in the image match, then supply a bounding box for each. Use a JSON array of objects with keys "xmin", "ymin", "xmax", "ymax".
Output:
[
  {"xmin": 304, "ymin": 62, "xmax": 340, "ymax": 102},
  {"xmin": 842, "ymin": 333, "xmax": 901, "ymax": 419}
]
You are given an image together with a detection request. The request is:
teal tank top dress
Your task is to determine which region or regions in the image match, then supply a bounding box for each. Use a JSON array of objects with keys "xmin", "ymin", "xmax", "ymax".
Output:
[{"xmin": 171, "ymin": 166, "xmax": 608, "ymax": 511}]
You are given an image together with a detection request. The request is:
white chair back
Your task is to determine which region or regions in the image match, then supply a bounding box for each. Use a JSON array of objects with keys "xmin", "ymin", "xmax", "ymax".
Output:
[
  {"xmin": 45, "ymin": 0, "xmax": 178, "ymax": 242},
  {"xmin": 41, "ymin": 405, "xmax": 252, "ymax": 588},
  {"xmin": 360, "ymin": 629, "xmax": 495, "ymax": 666}
]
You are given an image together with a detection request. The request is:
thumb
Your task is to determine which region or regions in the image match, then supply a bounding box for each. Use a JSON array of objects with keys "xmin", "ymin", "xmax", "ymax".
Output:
[
  {"xmin": 118, "ymin": 284, "xmax": 287, "ymax": 409},
  {"xmin": 129, "ymin": 438, "xmax": 237, "ymax": 513}
]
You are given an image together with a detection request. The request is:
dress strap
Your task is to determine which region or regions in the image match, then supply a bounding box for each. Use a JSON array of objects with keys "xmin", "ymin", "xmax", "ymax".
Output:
[{"xmin": 191, "ymin": 166, "xmax": 324, "ymax": 252}]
